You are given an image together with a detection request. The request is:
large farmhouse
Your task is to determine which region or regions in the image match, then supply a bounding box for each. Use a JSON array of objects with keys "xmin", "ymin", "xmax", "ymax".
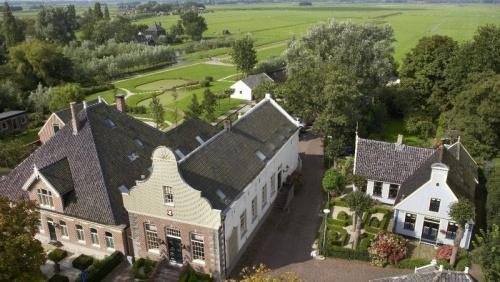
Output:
[
  {"xmin": 0, "ymin": 94, "xmax": 300, "ymax": 280},
  {"xmin": 354, "ymin": 135, "xmax": 478, "ymax": 249}
]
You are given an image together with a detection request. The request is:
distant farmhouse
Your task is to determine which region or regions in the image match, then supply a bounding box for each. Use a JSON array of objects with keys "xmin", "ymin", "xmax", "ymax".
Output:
[
  {"xmin": 354, "ymin": 135, "xmax": 477, "ymax": 249},
  {"xmin": 230, "ymin": 73, "xmax": 274, "ymax": 101},
  {"xmin": 139, "ymin": 22, "xmax": 167, "ymax": 45},
  {"xmin": 0, "ymin": 110, "xmax": 28, "ymax": 134},
  {"xmin": 0, "ymin": 94, "xmax": 300, "ymax": 280}
]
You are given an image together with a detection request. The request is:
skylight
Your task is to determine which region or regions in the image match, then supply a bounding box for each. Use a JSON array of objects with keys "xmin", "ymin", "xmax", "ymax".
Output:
[
  {"xmin": 195, "ymin": 136, "xmax": 204, "ymax": 145},
  {"xmin": 134, "ymin": 138, "xmax": 144, "ymax": 148},
  {"xmin": 175, "ymin": 149, "xmax": 185, "ymax": 159},
  {"xmin": 128, "ymin": 153, "xmax": 139, "ymax": 161},
  {"xmin": 105, "ymin": 118, "xmax": 116, "ymax": 128},
  {"xmin": 118, "ymin": 185, "xmax": 129, "ymax": 194},
  {"xmin": 255, "ymin": 150, "xmax": 266, "ymax": 161},
  {"xmin": 216, "ymin": 189, "xmax": 227, "ymax": 201}
]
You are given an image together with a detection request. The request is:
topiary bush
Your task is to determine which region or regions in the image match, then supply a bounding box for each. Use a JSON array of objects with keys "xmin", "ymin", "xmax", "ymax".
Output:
[
  {"xmin": 132, "ymin": 258, "xmax": 157, "ymax": 279},
  {"xmin": 48, "ymin": 274, "xmax": 70, "ymax": 282},
  {"xmin": 75, "ymin": 251, "xmax": 123, "ymax": 282},
  {"xmin": 48, "ymin": 248, "xmax": 67, "ymax": 263},
  {"xmin": 72, "ymin": 254, "xmax": 94, "ymax": 271},
  {"xmin": 395, "ymin": 258, "xmax": 430, "ymax": 269},
  {"xmin": 369, "ymin": 217, "xmax": 380, "ymax": 228}
]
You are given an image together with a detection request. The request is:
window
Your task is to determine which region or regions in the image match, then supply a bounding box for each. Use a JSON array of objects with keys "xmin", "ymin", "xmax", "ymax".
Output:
[
  {"xmin": 145, "ymin": 223, "xmax": 159, "ymax": 251},
  {"xmin": 429, "ymin": 198, "xmax": 441, "ymax": 212},
  {"xmin": 163, "ymin": 186, "xmax": 174, "ymax": 205},
  {"xmin": 134, "ymin": 138, "xmax": 144, "ymax": 148},
  {"xmin": 105, "ymin": 232, "xmax": 114, "ymax": 249},
  {"xmin": 166, "ymin": 227, "xmax": 181, "ymax": 238},
  {"xmin": 262, "ymin": 184, "xmax": 268, "ymax": 209},
  {"xmin": 373, "ymin": 182, "xmax": 383, "ymax": 197},
  {"xmin": 37, "ymin": 189, "xmax": 54, "ymax": 208},
  {"xmin": 60, "ymin": 221, "xmax": 68, "ymax": 238},
  {"xmin": 53, "ymin": 124, "xmax": 60, "ymax": 133},
  {"xmin": 240, "ymin": 210, "xmax": 247, "ymax": 237},
  {"xmin": 76, "ymin": 225, "xmax": 84, "ymax": 242},
  {"xmin": 251, "ymin": 197, "xmax": 258, "ymax": 222},
  {"xmin": 271, "ymin": 174, "xmax": 276, "ymax": 196},
  {"xmin": 105, "ymin": 118, "xmax": 116, "ymax": 128},
  {"xmin": 446, "ymin": 222, "xmax": 458, "ymax": 240},
  {"xmin": 239, "ymin": 90, "xmax": 242, "ymax": 94},
  {"xmin": 90, "ymin": 228, "xmax": 99, "ymax": 246},
  {"xmin": 389, "ymin": 184, "xmax": 399, "ymax": 199},
  {"xmin": 191, "ymin": 233, "xmax": 205, "ymax": 261},
  {"xmin": 403, "ymin": 213, "xmax": 416, "ymax": 231}
]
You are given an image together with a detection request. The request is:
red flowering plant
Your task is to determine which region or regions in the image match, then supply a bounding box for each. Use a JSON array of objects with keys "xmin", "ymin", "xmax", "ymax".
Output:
[
  {"xmin": 368, "ymin": 231, "xmax": 408, "ymax": 267},
  {"xmin": 435, "ymin": 245, "xmax": 453, "ymax": 260}
]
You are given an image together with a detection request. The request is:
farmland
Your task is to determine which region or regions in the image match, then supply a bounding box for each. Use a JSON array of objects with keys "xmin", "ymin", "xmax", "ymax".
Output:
[{"xmin": 82, "ymin": 3, "xmax": 500, "ymax": 125}]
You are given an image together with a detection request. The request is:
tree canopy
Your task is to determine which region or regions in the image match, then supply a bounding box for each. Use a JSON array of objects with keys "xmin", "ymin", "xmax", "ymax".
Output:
[
  {"xmin": 474, "ymin": 225, "xmax": 500, "ymax": 282},
  {"xmin": 1, "ymin": 2, "xmax": 24, "ymax": 48},
  {"xmin": 35, "ymin": 5, "xmax": 78, "ymax": 44},
  {"xmin": 48, "ymin": 83, "xmax": 84, "ymax": 111},
  {"xmin": 231, "ymin": 36, "xmax": 257, "ymax": 76},
  {"xmin": 181, "ymin": 11, "xmax": 207, "ymax": 41},
  {"xmin": 322, "ymin": 168, "xmax": 345, "ymax": 196}
]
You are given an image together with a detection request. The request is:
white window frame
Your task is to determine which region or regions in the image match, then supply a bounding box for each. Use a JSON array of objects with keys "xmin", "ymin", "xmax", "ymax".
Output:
[
  {"xmin": 90, "ymin": 228, "xmax": 99, "ymax": 246},
  {"xmin": 270, "ymin": 174, "xmax": 276, "ymax": 196},
  {"xmin": 145, "ymin": 223, "xmax": 160, "ymax": 252},
  {"xmin": 262, "ymin": 184, "xmax": 268, "ymax": 209},
  {"xmin": 76, "ymin": 225, "xmax": 85, "ymax": 242},
  {"xmin": 60, "ymin": 221, "xmax": 69, "ymax": 239},
  {"xmin": 37, "ymin": 188, "xmax": 54, "ymax": 208},
  {"xmin": 163, "ymin": 186, "xmax": 174, "ymax": 206},
  {"xmin": 105, "ymin": 232, "xmax": 115, "ymax": 249},
  {"xmin": 191, "ymin": 233, "xmax": 205, "ymax": 262}
]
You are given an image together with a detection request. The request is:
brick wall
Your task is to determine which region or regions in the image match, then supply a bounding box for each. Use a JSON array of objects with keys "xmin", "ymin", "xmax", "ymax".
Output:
[{"xmin": 38, "ymin": 114, "xmax": 64, "ymax": 144}]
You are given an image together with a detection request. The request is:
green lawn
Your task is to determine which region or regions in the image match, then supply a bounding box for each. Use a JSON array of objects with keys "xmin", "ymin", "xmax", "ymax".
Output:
[
  {"xmin": 85, "ymin": 89, "xmax": 126, "ymax": 104},
  {"xmin": 369, "ymin": 118, "xmax": 431, "ymax": 147},
  {"xmin": 136, "ymin": 79, "xmax": 191, "ymax": 91}
]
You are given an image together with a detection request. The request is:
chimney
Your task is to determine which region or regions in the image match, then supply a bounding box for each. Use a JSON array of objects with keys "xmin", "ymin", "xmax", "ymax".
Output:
[
  {"xmin": 116, "ymin": 94, "xmax": 126, "ymax": 113},
  {"xmin": 396, "ymin": 134, "xmax": 404, "ymax": 145},
  {"xmin": 223, "ymin": 119, "xmax": 231, "ymax": 131},
  {"xmin": 70, "ymin": 102, "xmax": 79, "ymax": 135}
]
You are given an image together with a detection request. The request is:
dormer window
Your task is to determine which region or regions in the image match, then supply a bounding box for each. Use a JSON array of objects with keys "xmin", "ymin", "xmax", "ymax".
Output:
[
  {"xmin": 134, "ymin": 138, "xmax": 144, "ymax": 148},
  {"xmin": 175, "ymin": 149, "xmax": 185, "ymax": 159},
  {"xmin": 128, "ymin": 153, "xmax": 139, "ymax": 161},
  {"xmin": 429, "ymin": 198, "xmax": 441, "ymax": 212},
  {"xmin": 105, "ymin": 118, "xmax": 116, "ymax": 128},
  {"xmin": 53, "ymin": 124, "xmax": 60, "ymax": 133},
  {"xmin": 163, "ymin": 186, "xmax": 174, "ymax": 205},
  {"xmin": 37, "ymin": 189, "xmax": 54, "ymax": 208}
]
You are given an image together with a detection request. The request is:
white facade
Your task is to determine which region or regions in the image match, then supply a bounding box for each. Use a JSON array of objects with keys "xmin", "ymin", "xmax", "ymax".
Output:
[
  {"xmin": 393, "ymin": 164, "xmax": 473, "ymax": 249},
  {"xmin": 230, "ymin": 81, "xmax": 253, "ymax": 101},
  {"xmin": 365, "ymin": 180, "xmax": 400, "ymax": 205},
  {"xmin": 223, "ymin": 130, "xmax": 300, "ymax": 270}
]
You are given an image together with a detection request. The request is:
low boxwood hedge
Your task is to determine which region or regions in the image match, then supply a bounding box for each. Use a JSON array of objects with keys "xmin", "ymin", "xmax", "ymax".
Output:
[
  {"xmin": 72, "ymin": 254, "xmax": 94, "ymax": 271},
  {"xmin": 75, "ymin": 251, "xmax": 123, "ymax": 282},
  {"xmin": 333, "ymin": 199, "xmax": 348, "ymax": 207},
  {"xmin": 326, "ymin": 246, "xmax": 370, "ymax": 261},
  {"xmin": 395, "ymin": 258, "xmax": 430, "ymax": 269},
  {"xmin": 330, "ymin": 219, "xmax": 350, "ymax": 227},
  {"xmin": 337, "ymin": 211, "xmax": 348, "ymax": 220},
  {"xmin": 364, "ymin": 225, "xmax": 380, "ymax": 234},
  {"xmin": 48, "ymin": 248, "xmax": 67, "ymax": 263},
  {"xmin": 369, "ymin": 217, "xmax": 380, "ymax": 228},
  {"xmin": 180, "ymin": 270, "xmax": 212, "ymax": 282},
  {"xmin": 132, "ymin": 258, "xmax": 157, "ymax": 279},
  {"xmin": 357, "ymin": 237, "xmax": 372, "ymax": 252},
  {"xmin": 48, "ymin": 274, "xmax": 69, "ymax": 282}
]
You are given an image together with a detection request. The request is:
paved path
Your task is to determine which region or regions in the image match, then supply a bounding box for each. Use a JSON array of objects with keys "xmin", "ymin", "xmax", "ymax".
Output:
[{"xmin": 230, "ymin": 134, "xmax": 413, "ymax": 281}]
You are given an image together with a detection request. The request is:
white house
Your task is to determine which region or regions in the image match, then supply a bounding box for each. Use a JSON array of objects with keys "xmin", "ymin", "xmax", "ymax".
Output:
[
  {"xmin": 230, "ymin": 73, "xmax": 274, "ymax": 101},
  {"xmin": 354, "ymin": 136, "xmax": 478, "ymax": 249}
]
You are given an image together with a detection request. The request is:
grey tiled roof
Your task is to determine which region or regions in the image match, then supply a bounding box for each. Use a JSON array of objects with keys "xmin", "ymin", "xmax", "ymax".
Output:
[
  {"xmin": 179, "ymin": 101, "xmax": 298, "ymax": 210},
  {"xmin": 0, "ymin": 110, "xmax": 26, "ymax": 120},
  {"xmin": 39, "ymin": 158, "xmax": 74, "ymax": 196},
  {"xmin": 54, "ymin": 100, "xmax": 99, "ymax": 124},
  {"xmin": 165, "ymin": 118, "xmax": 219, "ymax": 156},
  {"xmin": 355, "ymin": 138, "xmax": 435, "ymax": 184},
  {"xmin": 0, "ymin": 104, "xmax": 218, "ymax": 225},
  {"xmin": 241, "ymin": 73, "xmax": 274, "ymax": 89},
  {"xmin": 370, "ymin": 270, "xmax": 473, "ymax": 282}
]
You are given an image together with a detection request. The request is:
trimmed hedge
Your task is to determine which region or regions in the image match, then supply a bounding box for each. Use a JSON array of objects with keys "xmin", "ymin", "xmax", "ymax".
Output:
[
  {"xmin": 364, "ymin": 226, "xmax": 380, "ymax": 234},
  {"xmin": 48, "ymin": 248, "xmax": 67, "ymax": 263},
  {"xmin": 396, "ymin": 258, "xmax": 430, "ymax": 269},
  {"xmin": 132, "ymin": 258, "xmax": 157, "ymax": 279},
  {"xmin": 455, "ymin": 256, "xmax": 471, "ymax": 271},
  {"xmin": 48, "ymin": 274, "xmax": 70, "ymax": 282},
  {"xmin": 75, "ymin": 251, "xmax": 123, "ymax": 282},
  {"xmin": 180, "ymin": 270, "xmax": 212, "ymax": 282},
  {"xmin": 332, "ymin": 199, "xmax": 348, "ymax": 207},
  {"xmin": 357, "ymin": 237, "xmax": 372, "ymax": 252},
  {"xmin": 81, "ymin": 84, "xmax": 115, "ymax": 96},
  {"xmin": 72, "ymin": 254, "xmax": 94, "ymax": 271},
  {"xmin": 369, "ymin": 217, "xmax": 380, "ymax": 228},
  {"xmin": 337, "ymin": 211, "xmax": 348, "ymax": 220},
  {"xmin": 326, "ymin": 246, "xmax": 370, "ymax": 261},
  {"xmin": 331, "ymin": 219, "xmax": 350, "ymax": 227}
]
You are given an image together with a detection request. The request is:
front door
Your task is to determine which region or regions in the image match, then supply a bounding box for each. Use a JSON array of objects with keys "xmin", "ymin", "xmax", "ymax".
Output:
[
  {"xmin": 47, "ymin": 219, "xmax": 57, "ymax": 241},
  {"xmin": 421, "ymin": 218, "xmax": 440, "ymax": 243},
  {"xmin": 167, "ymin": 236, "xmax": 183, "ymax": 264}
]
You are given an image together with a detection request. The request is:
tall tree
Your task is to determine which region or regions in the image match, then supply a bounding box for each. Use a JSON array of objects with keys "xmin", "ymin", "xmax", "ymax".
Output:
[
  {"xmin": 1, "ymin": 2, "xmax": 24, "ymax": 47},
  {"xmin": 29, "ymin": 83, "xmax": 51, "ymax": 114},
  {"xmin": 93, "ymin": 2, "xmax": 104, "ymax": 20},
  {"xmin": 486, "ymin": 161, "xmax": 500, "ymax": 228},
  {"xmin": 231, "ymin": 36, "xmax": 257, "ymax": 76},
  {"xmin": 322, "ymin": 168, "xmax": 345, "ymax": 202},
  {"xmin": 474, "ymin": 225, "xmax": 500, "ymax": 282},
  {"xmin": 202, "ymin": 88, "xmax": 216, "ymax": 121},
  {"xmin": 448, "ymin": 199, "xmax": 475, "ymax": 266},
  {"xmin": 48, "ymin": 83, "xmax": 84, "ymax": 111},
  {"xmin": 150, "ymin": 94, "xmax": 165, "ymax": 129},
  {"xmin": 400, "ymin": 35, "xmax": 458, "ymax": 113},
  {"xmin": 180, "ymin": 11, "xmax": 207, "ymax": 41},
  {"xmin": 0, "ymin": 197, "xmax": 46, "ymax": 281},
  {"xmin": 185, "ymin": 94, "xmax": 203, "ymax": 119},
  {"xmin": 103, "ymin": 4, "xmax": 110, "ymax": 20},
  {"xmin": 346, "ymin": 191, "xmax": 372, "ymax": 249},
  {"xmin": 0, "ymin": 80, "xmax": 22, "ymax": 112},
  {"xmin": 35, "ymin": 6, "xmax": 79, "ymax": 44}
]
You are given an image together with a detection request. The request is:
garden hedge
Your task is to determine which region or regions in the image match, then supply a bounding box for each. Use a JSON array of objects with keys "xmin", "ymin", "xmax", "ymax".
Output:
[
  {"xmin": 332, "ymin": 199, "xmax": 349, "ymax": 207},
  {"xmin": 132, "ymin": 258, "xmax": 157, "ymax": 279},
  {"xmin": 326, "ymin": 246, "xmax": 370, "ymax": 261},
  {"xmin": 369, "ymin": 217, "xmax": 380, "ymax": 228},
  {"xmin": 72, "ymin": 254, "xmax": 94, "ymax": 271},
  {"xmin": 75, "ymin": 251, "xmax": 123, "ymax": 282},
  {"xmin": 357, "ymin": 237, "xmax": 372, "ymax": 252},
  {"xmin": 395, "ymin": 258, "xmax": 430, "ymax": 269},
  {"xmin": 48, "ymin": 248, "xmax": 67, "ymax": 263},
  {"xmin": 180, "ymin": 270, "xmax": 213, "ymax": 282},
  {"xmin": 48, "ymin": 274, "xmax": 70, "ymax": 282}
]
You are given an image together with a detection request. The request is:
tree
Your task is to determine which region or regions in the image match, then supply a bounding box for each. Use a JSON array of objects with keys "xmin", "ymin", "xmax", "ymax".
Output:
[
  {"xmin": 170, "ymin": 20, "xmax": 184, "ymax": 38},
  {"xmin": 0, "ymin": 80, "xmax": 23, "ymax": 112},
  {"xmin": 346, "ymin": 191, "xmax": 372, "ymax": 249},
  {"xmin": 93, "ymin": 2, "xmax": 103, "ymax": 20},
  {"xmin": 104, "ymin": 4, "xmax": 110, "ymax": 20},
  {"xmin": 29, "ymin": 83, "xmax": 51, "ymax": 114},
  {"xmin": 322, "ymin": 168, "xmax": 345, "ymax": 202},
  {"xmin": 180, "ymin": 11, "xmax": 207, "ymax": 41},
  {"xmin": 486, "ymin": 161, "xmax": 500, "ymax": 228},
  {"xmin": 0, "ymin": 139, "xmax": 31, "ymax": 168},
  {"xmin": 172, "ymin": 89, "xmax": 179, "ymax": 126},
  {"xmin": 8, "ymin": 39, "xmax": 74, "ymax": 89},
  {"xmin": 48, "ymin": 83, "xmax": 84, "ymax": 112},
  {"xmin": 449, "ymin": 198, "xmax": 475, "ymax": 267},
  {"xmin": 201, "ymin": 88, "xmax": 216, "ymax": 121},
  {"xmin": 400, "ymin": 35, "xmax": 458, "ymax": 113},
  {"xmin": 150, "ymin": 94, "xmax": 165, "ymax": 129},
  {"xmin": 185, "ymin": 94, "xmax": 203, "ymax": 119},
  {"xmin": 0, "ymin": 196, "xmax": 46, "ymax": 281},
  {"xmin": 231, "ymin": 36, "xmax": 257, "ymax": 76},
  {"xmin": 1, "ymin": 2, "xmax": 24, "ymax": 47},
  {"xmin": 474, "ymin": 225, "xmax": 500, "ymax": 282},
  {"xmin": 440, "ymin": 73, "xmax": 500, "ymax": 161},
  {"xmin": 35, "ymin": 5, "xmax": 79, "ymax": 44}
]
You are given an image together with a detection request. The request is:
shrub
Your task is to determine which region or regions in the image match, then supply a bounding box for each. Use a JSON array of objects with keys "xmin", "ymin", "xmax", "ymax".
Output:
[
  {"xmin": 48, "ymin": 248, "xmax": 67, "ymax": 263},
  {"xmin": 437, "ymin": 259, "xmax": 451, "ymax": 270},
  {"xmin": 72, "ymin": 254, "xmax": 94, "ymax": 271},
  {"xmin": 364, "ymin": 226, "xmax": 380, "ymax": 234},
  {"xmin": 128, "ymin": 105, "xmax": 148, "ymax": 114},
  {"xmin": 205, "ymin": 76, "xmax": 214, "ymax": 82},
  {"xmin": 326, "ymin": 246, "xmax": 370, "ymax": 261},
  {"xmin": 368, "ymin": 231, "xmax": 408, "ymax": 267},
  {"xmin": 48, "ymin": 274, "xmax": 69, "ymax": 282},
  {"xmin": 75, "ymin": 251, "xmax": 123, "ymax": 282},
  {"xmin": 396, "ymin": 258, "xmax": 430, "ymax": 269},
  {"xmin": 380, "ymin": 212, "xmax": 392, "ymax": 230},
  {"xmin": 180, "ymin": 270, "xmax": 212, "ymax": 282},
  {"xmin": 358, "ymin": 237, "xmax": 372, "ymax": 252},
  {"xmin": 132, "ymin": 258, "xmax": 157, "ymax": 279},
  {"xmin": 455, "ymin": 255, "xmax": 471, "ymax": 271},
  {"xmin": 435, "ymin": 245, "xmax": 453, "ymax": 260},
  {"xmin": 333, "ymin": 199, "xmax": 348, "ymax": 207},
  {"xmin": 199, "ymin": 80, "xmax": 210, "ymax": 87},
  {"xmin": 337, "ymin": 211, "xmax": 348, "ymax": 221},
  {"xmin": 81, "ymin": 84, "xmax": 115, "ymax": 96},
  {"xmin": 330, "ymin": 219, "xmax": 349, "ymax": 227},
  {"xmin": 369, "ymin": 217, "xmax": 380, "ymax": 228}
]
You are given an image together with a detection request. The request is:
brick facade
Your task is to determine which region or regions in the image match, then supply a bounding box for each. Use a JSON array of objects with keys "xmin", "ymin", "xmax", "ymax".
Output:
[
  {"xmin": 38, "ymin": 113, "xmax": 65, "ymax": 144},
  {"xmin": 129, "ymin": 212, "xmax": 221, "ymax": 277}
]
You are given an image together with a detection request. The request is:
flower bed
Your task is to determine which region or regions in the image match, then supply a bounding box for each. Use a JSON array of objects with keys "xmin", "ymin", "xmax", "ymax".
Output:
[{"xmin": 368, "ymin": 231, "xmax": 408, "ymax": 267}]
